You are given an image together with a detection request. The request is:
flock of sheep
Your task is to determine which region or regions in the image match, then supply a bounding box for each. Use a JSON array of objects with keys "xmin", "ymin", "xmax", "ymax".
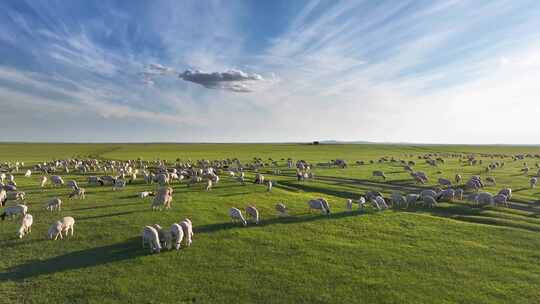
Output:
[{"xmin": 1, "ymin": 151, "xmax": 539, "ymax": 254}]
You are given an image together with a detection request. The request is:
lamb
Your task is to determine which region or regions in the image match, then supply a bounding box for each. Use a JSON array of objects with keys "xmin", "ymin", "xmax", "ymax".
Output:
[
  {"xmin": 1, "ymin": 204, "xmax": 28, "ymax": 220},
  {"xmin": 170, "ymin": 223, "xmax": 184, "ymax": 250},
  {"xmin": 245, "ymin": 205, "xmax": 260, "ymax": 224},
  {"xmin": 142, "ymin": 226, "xmax": 161, "ymax": 253},
  {"xmin": 372, "ymin": 170, "xmax": 386, "ymax": 180},
  {"xmin": 180, "ymin": 218, "xmax": 193, "ymax": 247},
  {"xmin": 50, "ymin": 175, "xmax": 64, "ymax": 187},
  {"xmin": 531, "ymin": 177, "xmax": 538, "ymax": 189},
  {"xmin": 275, "ymin": 202, "xmax": 288, "ymax": 216},
  {"xmin": 152, "ymin": 224, "xmax": 169, "ymax": 249},
  {"xmin": 152, "ymin": 187, "xmax": 173, "ymax": 210},
  {"xmin": 24, "ymin": 170, "xmax": 32, "ymax": 177},
  {"xmin": 69, "ymin": 187, "xmax": 86, "ymax": 199},
  {"xmin": 45, "ymin": 198, "xmax": 62, "ymax": 211},
  {"xmin": 48, "ymin": 217, "xmax": 75, "ymax": 240},
  {"xmin": 307, "ymin": 198, "xmax": 331, "ymax": 214},
  {"xmin": 229, "ymin": 207, "xmax": 247, "ymax": 226},
  {"xmin": 18, "ymin": 214, "xmax": 33, "ymax": 238}
]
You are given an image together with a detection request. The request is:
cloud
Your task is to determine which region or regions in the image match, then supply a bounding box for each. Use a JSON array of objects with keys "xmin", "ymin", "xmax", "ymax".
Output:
[{"xmin": 144, "ymin": 64, "xmax": 266, "ymax": 92}]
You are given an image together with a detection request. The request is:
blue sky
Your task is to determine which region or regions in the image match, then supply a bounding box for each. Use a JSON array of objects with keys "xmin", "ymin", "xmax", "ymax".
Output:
[{"xmin": 1, "ymin": 0, "xmax": 539, "ymax": 143}]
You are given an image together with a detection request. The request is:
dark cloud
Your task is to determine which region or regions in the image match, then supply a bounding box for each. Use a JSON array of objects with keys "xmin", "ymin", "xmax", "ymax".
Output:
[{"xmin": 143, "ymin": 64, "xmax": 265, "ymax": 92}]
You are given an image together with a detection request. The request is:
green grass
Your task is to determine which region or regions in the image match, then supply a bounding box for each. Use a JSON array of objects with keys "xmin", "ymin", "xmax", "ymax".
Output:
[{"xmin": 1, "ymin": 143, "xmax": 540, "ymax": 303}]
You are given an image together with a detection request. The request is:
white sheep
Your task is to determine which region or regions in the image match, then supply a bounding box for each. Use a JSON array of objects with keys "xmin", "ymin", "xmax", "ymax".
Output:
[
  {"xmin": 45, "ymin": 198, "xmax": 62, "ymax": 211},
  {"xmin": 205, "ymin": 179, "xmax": 213, "ymax": 191},
  {"xmin": 1, "ymin": 204, "xmax": 28, "ymax": 220},
  {"xmin": 139, "ymin": 191, "xmax": 152, "ymax": 198},
  {"xmin": 245, "ymin": 205, "xmax": 259, "ymax": 224},
  {"xmin": 152, "ymin": 187, "xmax": 173, "ymax": 210},
  {"xmin": 40, "ymin": 176, "xmax": 48, "ymax": 189},
  {"xmin": 18, "ymin": 214, "xmax": 33, "ymax": 238},
  {"xmin": 170, "ymin": 223, "xmax": 184, "ymax": 250},
  {"xmin": 391, "ymin": 191, "xmax": 405, "ymax": 208},
  {"xmin": 66, "ymin": 180, "xmax": 78, "ymax": 190},
  {"xmin": 307, "ymin": 198, "xmax": 331, "ymax": 214},
  {"xmin": 0, "ymin": 189, "xmax": 6, "ymax": 207},
  {"xmin": 229, "ymin": 207, "xmax": 247, "ymax": 226},
  {"xmin": 180, "ymin": 218, "xmax": 193, "ymax": 246},
  {"xmin": 69, "ymin": 187, "xmax": 86, "ymax": 199},
  {"xmin": 371, "ymin": 196, "xmax": 389, "ymax": 210},
  {"xmin": 60, "ymin": 216, "xmax": 75, "ymax": 237},
  {"xmin": 405, "ymin": 193, "xmax": 420, "ymax": 207},
  {"xmin": 24, "ymin": 170, "xmax": 32, "ymax": 177},
  {"xmin": 493, "ymin": 194, "xmax": 509, "ymax": 208},
  {"xmin": 142, "ymin": 225, "xmax": 161, "ymax": 253},
  {"xmin": 47, "ymin": 217, "xmax": 75, "ymax": 240},
  {"xmin": 152, "ymin": 224, "xmax": 169, "ymax": 249},
  {"xmin": 498, "ymin": 188, "xmax": 512, "ymax": 200}
]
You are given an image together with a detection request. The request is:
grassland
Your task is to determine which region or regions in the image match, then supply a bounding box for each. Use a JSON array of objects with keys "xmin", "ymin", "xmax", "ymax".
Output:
[{"xmin": 1, "ymin": 143, "xmax": 540, "ymax": 304}]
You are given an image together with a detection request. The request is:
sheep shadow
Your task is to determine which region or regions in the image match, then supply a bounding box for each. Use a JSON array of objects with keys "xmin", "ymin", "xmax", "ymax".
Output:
[
  {"xmin": 77, "ymin": 210, "xmax": 146, "ymax": 221},
  {"xmin": 70, "ymin": 201, "xmax": 143, "ymax": 211},
  {"xmin": 0, "ymin": 237, "xmax": 142, "ymax": 282},
  {"xmin": 194, "ymin": 211, "xmax": 362, "ymax": 234}
]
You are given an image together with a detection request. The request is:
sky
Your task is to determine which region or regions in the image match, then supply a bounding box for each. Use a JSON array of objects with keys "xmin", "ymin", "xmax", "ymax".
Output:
[{"xmin": 0, "ymin": 0, "xmax": 539, "ymax": 144}]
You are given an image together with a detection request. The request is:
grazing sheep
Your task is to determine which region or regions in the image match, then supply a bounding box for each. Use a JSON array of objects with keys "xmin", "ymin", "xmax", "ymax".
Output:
[
  {"xmin": 498, "ymin": 188, "xmax": 512, "ymax": 200},
  {"xmin": 455, "ymin": 174, "xmax": 462, "ymax": 184},
  {"xmin": 307, "ymin": 198, "xmax": 331, "ymax": 214},
  {"xmin": 180, "ymin": 218, "xmax": 193, "ymax": 247},
  {"xmin": 152, "ymin": 224, "xmax": 169, "ymax": 249},
  {"xmin": 275, "ymin": 203, "xmax": 288, "ymax": 216},
  {"xmin": 391, "ymin": 191, "xmax": 405, "ymax": 208},
  {"xmin": 357, "ymin": 196, "xmax": 367, "ymax": 209},
  {"xmin": 438, "ymin": 178, "xmax": 452, "ymax": 187},
  {"xmin": 371, "ymin": 196, "xmax": 388, "ymax": 210},
  {"xmin": 170, "ymin": 223, "xmax": 184, "ymax": 250},
  {"xmin": 205, "ymin": 179, "xmax": 213, "ymax": 191},
  {"xmin": 112, "ymin": 179, "xmax": 126, "ymax": 191},
  {"xmin": 455, "ymin": 188, "xmax": 464, "ymax": 200},
  {"xmin": 40, "ymin": 176, "xmax": 48, "ymax": 189},
  {"xmin": 152, "ymin": 187, "xmax": 173, "ymax": 210},
  {"xmin": 69, "ymin": 187, "xmax": 86, "ymax": 199},
  {"xmin": 267, "ymin": 180, "xmax": 272, "ymax": 192},
  {"xmin": 24, "ymin": 170, "xmax": 32, "ymax": 177},
  {"xmin": 18, "ymin": 214, "xmax": 33, "ymax": 238},
  {"xmin": 372, "ymin": 170, "xmax": 386, "ymax": 180},
  {"xmin": 254, "ymin": 173, "xmax": 265, "ymax": 184},
  {"xmin": 229, "ymin": 207, "xmax": 247, "ymax": 226},
  {"xmin": 139, "ymin": 191, "xmax": 152, "ymax": 198},
  {"xmin": 531, "ymin": 177, "xmax": 538, "ymax": 189},
  {"xmin": 345, "ymin": 199, "xmax": 353, "ymax": 211},
  {"xmin": 422, "ymin": 195, "xmax": 438, "ymax": 208},
  {"xmin": 245, "ymin": 205, "xmax": 260, "ymax": 224},
  {"xmin": 406, "ymin": 193, "xmax": 420, "ymax": 207},
  {"xmin": 0, "ymin": 189, "xmax": 7, "ymax": 206},
  {"xmin": 66, "ymin": 180, "xmax": 78, "ymax": 190},
  {"xmin": 50, "ymin": 175, "xmax": 64, "ymax": 187},
  {"xmin": 142, "ymin": 226, "xmax": 161, "ymax": 253},
  {"xmin": 48, "ymin": 217, "xmax": 75, "ymax": 240},
  {"xmin": 437, "ymin": 188, "xmax": 455, "ymax": 202},
  {"xmin": 45, "ymin": 198, "xmax": 62, "ymax": 211},
  {"xmin": 493, "ymin": 194, "xmax": 509, "ymax": 208},
  {"xmin": 6, "ymin": 191, "xmax": 25, "ymax": 201},
  {"xmin": 1, "ymin": 204, "xmax": 28, "ymax": 220},
  {"xmin": 420, "ymin": 190, "xmax": 437, "ymax": 199},
  {"xmin": 477, "ymin": 192, "xmax": 494, "ymax": 206}
]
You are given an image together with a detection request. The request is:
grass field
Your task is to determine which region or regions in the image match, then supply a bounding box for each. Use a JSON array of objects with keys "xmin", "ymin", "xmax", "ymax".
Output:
[{"xmin": 1, "ymin": 143, "xmax": 540, "ymax": 304}]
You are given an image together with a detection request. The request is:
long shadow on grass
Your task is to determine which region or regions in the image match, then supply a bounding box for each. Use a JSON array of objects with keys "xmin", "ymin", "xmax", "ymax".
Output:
[
  {"xmin": 195, "ymin": 211, "xmax": 364, "ymax": 234},
  {"xmin": 77, "ymin": 210, "xmax": 146, "ymax": 221},
  {"xmin": 1, "ymin": 237, "xmax": 142, "ymax": 282},
  {"xmin": 70, "ymin": 201, "xmax": 143, "ymax": 211}
]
